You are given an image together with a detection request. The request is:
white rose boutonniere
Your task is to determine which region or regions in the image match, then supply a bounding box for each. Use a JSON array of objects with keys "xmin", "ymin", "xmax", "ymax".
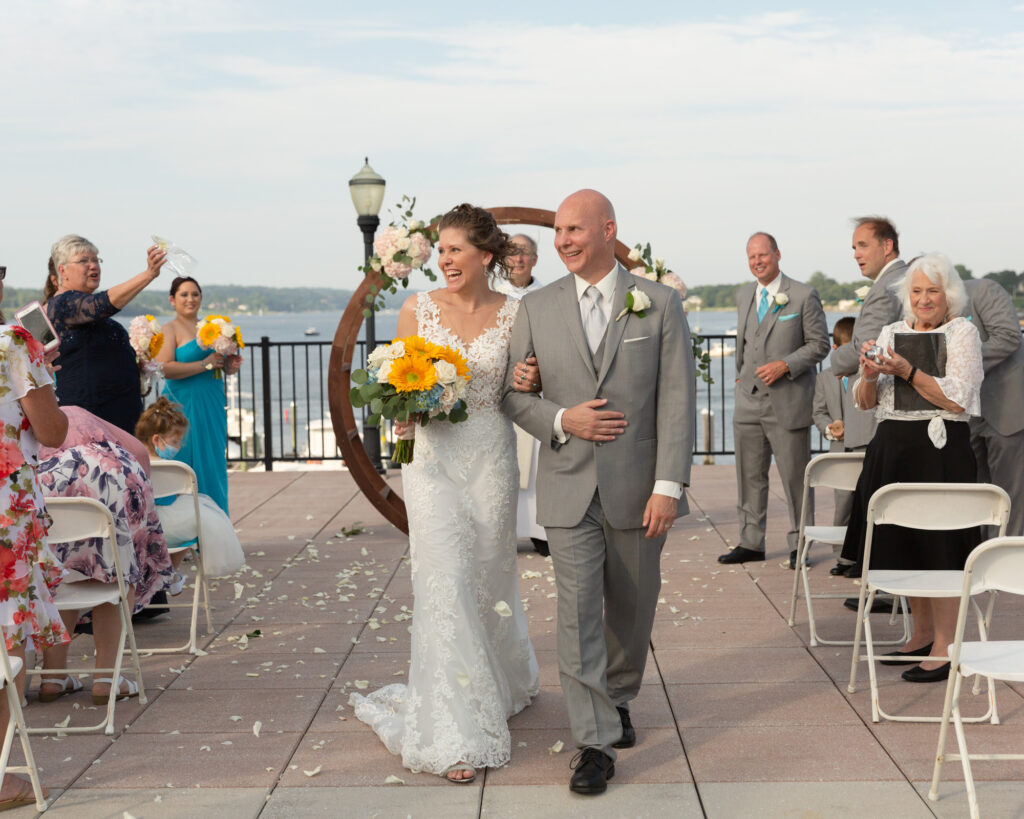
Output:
[
  {"xmin": 772, "ymin": 292, "xmax": 790, "ymax": 314},
  {"xmin": 855, "ymin": 285, "xmax": 871, "ymax": 303},
  {"xmin": 616, "ymin": 286, "xmax": 652, "ymax": 321}
]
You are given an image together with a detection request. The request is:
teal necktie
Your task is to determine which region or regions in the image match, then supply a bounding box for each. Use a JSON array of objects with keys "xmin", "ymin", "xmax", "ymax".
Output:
[
  {"xmin": 757, "ymin": 288, "xmax": 769, "ymax": 323},
  {"xmin": 842, "ymin": 376, "xmax": 849, "ymax": 392}
]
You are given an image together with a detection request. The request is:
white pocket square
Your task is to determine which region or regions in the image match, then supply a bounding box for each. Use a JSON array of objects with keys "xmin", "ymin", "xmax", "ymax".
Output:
[{"xmin": 623, "ymin": 336, "xmax": 649, "ymax": 344}]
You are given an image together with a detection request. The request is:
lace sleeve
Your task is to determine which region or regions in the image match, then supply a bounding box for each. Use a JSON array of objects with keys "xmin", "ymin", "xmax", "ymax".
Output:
[
  {"xmin": 0, "ymin": 325, "xmax": 53, "ymax": 406},
  {"xmin": 933, "ymin": 319, "xmax": 982, "ymax": 415},
  {"xmin": 46, "ymin": 290, "xmax": 119, "ymax": 330}
]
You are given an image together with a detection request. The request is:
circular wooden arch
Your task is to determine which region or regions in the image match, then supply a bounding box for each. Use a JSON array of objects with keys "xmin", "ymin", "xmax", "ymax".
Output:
[{"xmin": 328, "ymin": 206, "xmax": 637, "ymax": 534}]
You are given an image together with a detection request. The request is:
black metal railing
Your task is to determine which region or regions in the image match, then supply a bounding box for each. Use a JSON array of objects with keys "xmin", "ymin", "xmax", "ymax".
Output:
[{"xmin": 226, "ymin": 333, "xmax": 840, "ymax": 469}]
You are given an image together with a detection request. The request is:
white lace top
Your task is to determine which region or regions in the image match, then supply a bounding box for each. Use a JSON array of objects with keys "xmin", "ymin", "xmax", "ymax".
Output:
[{"xmin": 853, "ymin": 316, "xmax": 982, "ymax": 447}]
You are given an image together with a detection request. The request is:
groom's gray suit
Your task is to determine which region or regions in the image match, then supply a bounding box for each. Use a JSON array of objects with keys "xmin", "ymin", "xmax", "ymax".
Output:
[
  {"xmin": 734, "ymin": 273, "xmax": 829, "ymax": 554},
  {"xmin": 502, "ymin": 266, "xmax": 694, "ymax": 755}
]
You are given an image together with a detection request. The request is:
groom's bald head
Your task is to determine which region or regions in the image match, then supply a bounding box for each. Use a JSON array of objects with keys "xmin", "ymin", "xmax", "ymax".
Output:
[{"xmin": 554, "ymin": 189, "xmax": 617, "ymax": 283}]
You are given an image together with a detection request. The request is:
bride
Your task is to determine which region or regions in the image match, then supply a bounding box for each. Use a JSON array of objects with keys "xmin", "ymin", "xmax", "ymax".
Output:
[{"xmin": 350, "ymin": 204, "xmax": 540, "ymax": 783}]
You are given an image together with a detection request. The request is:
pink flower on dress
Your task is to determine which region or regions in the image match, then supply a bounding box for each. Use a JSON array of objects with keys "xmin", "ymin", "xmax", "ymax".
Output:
[
  {"xmin": 123, "ymin": 471, "xmax": 147, "ymax": 528},
  {"xmin": 0, "ymin": 440, "xmax": 26, "ymax": 480}
]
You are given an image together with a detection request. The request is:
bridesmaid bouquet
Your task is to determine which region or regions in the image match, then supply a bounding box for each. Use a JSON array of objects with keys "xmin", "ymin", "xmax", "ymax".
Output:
[
  {"xmin": 128, "ymin": 315, "xmax": 164, "ymax": 395},
  {"xmin": 197, "ymin": 315, "xmax": 245, "ymax": 379},
  {"xmin": 350, "ymin": 335, "xmax": 471, "ymax": 464}
]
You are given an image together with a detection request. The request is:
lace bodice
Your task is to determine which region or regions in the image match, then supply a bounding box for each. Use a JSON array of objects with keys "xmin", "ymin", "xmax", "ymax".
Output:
[{"xmin": 415, "ymin": 292, "xmax": 519, "ymax": 413}]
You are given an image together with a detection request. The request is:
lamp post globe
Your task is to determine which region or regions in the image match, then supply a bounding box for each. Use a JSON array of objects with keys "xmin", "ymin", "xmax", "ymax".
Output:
[{"xmin": 349, "ymin": 158, "xmax": 387, "ymax": 473}]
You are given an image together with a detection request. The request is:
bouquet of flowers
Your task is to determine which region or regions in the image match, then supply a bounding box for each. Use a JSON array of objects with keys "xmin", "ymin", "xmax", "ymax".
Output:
[
  {"xmin": 128, "ymin": 315, "xmax": 164, "ymax": 395},
  {"xmin": 357, "ymin": 196, "xmax": 441, "ymax": 315},
  {"xmin": 350, "ymin": 335, "xmax": 471, "ymax": 464},
  {"xmin": 196, "ymin": 315, "xmax": 245, "ymax": 379}
]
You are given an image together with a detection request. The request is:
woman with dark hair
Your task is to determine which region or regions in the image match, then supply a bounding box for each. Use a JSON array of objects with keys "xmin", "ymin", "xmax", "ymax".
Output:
[
  {"xmin": 153, "ymin": 276, "xmax": 241, "ymax": 514},
  {"xmin": 350, "ymin": 205, "xmax": 539, "ymax": 784},
  {"xmin": 45, "ymin": 235, "xmax": 166, "ymax": 433}
]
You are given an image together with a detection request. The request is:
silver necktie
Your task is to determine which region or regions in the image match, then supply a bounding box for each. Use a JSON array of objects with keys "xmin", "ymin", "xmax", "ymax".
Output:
[{"xmin": 582, "ymin": 286, "xmax": 607, "ymax": 355}]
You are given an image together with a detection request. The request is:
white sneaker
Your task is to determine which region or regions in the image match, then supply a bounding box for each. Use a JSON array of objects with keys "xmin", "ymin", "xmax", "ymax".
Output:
[{"xmin": 169, "ymin": 572, "xmax": 186, "ymax": 596}]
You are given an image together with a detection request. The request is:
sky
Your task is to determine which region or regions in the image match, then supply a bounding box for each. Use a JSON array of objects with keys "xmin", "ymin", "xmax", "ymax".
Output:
[{"xmin": 2, "ymin": 1, "xmax": 1023, "ymax": 294}]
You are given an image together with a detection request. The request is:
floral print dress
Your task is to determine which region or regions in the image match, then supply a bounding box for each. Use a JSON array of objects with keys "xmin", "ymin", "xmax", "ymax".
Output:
[{"xmin": 0, "ymin": 325, "xmax": 70, "ymax": 651}]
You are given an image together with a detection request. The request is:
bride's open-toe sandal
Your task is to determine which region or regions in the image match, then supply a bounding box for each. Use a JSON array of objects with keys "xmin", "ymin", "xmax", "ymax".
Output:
[
  {"xmin": 91, "ymin": 676, "xmax": 139, "ymax": 705},
  {"xmin": 38, "ymin": 675, "xmax": 83, "ymax": 703},
  {"xmin": 444, "ymin": 763, "xmax": 476, "ymax": 784}
]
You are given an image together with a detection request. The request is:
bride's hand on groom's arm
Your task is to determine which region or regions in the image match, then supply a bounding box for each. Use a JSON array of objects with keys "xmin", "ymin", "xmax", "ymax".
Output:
[
  {"xmin": 561, "ymin": 399, "xmax": 626, "ymax": 442},
  {"xmin": 511, "ymin": 356, "xmax": 541, "ymax": 393}
]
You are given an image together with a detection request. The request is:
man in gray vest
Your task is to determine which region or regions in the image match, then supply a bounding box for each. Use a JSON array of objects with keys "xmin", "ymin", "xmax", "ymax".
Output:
[
  {"xmin": 719, "ymin": 232, "xmax": 829, "ymax": 567},
  {"xmin": 965, "ymin": 277, "xmax": 1024, "ymax": 537}
]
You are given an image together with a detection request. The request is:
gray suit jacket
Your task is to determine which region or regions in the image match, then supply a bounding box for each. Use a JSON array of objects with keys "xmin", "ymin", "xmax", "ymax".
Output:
[
  {"xmin": 812, "ymin": 367, "xmax": 875, "ymax": 451},
  {"xmin": 965, "ymin": 278, "xmax": 1024, "ymax": 437},
  {"xmin": 831, "ymin": 260, "xmax": 908, "ymax": 376},
  {"xmin": 501, "ymin": 267, "xmax": 695, "ymax": 530},
  {"xmin": 734, "ymin": 274, "xmax": 830, "ymax": 430}
]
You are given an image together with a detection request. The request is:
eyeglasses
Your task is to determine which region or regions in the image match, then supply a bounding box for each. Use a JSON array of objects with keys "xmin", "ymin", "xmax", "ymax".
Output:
[
  {"xmin": 0, "ymin": 266, "xmax": 6, "ymax": 281},
  {"xmin": 510, "ymin": 247, "xmax": 536, "ymax": 257},
  {"xmin": 67, "ymin": 257, "xmax": 102, "ymax": 266}
]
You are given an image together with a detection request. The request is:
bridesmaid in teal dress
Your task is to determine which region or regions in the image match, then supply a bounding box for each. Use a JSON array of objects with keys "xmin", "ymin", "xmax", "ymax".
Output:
[{"xmin": 154, "ymin": 277, "xmax": 242, "ymax": 513}]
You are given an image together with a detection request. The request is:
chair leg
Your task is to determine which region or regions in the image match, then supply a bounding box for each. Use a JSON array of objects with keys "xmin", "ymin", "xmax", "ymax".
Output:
[
  {"xmin": 121, "ymin": 599, "xmax": 146, "ymax": 707},
  {"xmin": 787, "ymin": 536, "xmax": 805, "ymax": 627},
  {"xmin": 949, "ymin": 674, "xmax": 980, "ymax": 819},
  {"xmin": 2, "ymin": 687, "xmax": 46, "ymax": 810},
  {"xmin": 847, "ymin": 585, "xmax": 870, "ymax": 693}
]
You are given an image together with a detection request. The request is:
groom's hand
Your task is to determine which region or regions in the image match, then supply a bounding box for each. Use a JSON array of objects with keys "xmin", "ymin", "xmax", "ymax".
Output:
[
  {"xmin": 643, "ymin": 493, "xmax": 676, "ymax": 538},
  {"xmin": 561, "ymin": 399, "xmax": 626, "ymax": 442}
]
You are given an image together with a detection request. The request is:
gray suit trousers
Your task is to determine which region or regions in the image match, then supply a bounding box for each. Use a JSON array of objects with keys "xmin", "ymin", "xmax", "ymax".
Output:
[
  {"xmin": 971, "ymin": 418, "xmax": 1024, "ymax": 538},
  {"xmin": 734, "ymin": 389, "xmax": 810, "ymax": 553},
  {"xmin": 545, "ymin": 491, "xmax": 665, "ymax": 758}
]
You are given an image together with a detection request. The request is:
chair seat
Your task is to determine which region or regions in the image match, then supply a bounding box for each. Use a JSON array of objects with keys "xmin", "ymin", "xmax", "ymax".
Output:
[
  {"xmin": 867, "ymin": 569, "xmax": 965, "ymax": 597},
  {"xmin": 959, "ymin": 641, "xmax": 1024, "ymax": 682},
  {"xmin": 805, "ymin": 525, "xmax": 847, "ymax": 545},
  {"xmin": 1, "ymin": 655, "xmax": 24, "ymax": 686},
  {"xmin": 53, "ymin": 580, "xmax": 121, "ymax": 609}
]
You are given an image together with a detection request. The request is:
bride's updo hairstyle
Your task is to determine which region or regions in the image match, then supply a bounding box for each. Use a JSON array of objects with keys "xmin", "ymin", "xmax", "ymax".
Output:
[{"xmin": 437, "ymin": 204, "xmax": 515, "ymax": 281}]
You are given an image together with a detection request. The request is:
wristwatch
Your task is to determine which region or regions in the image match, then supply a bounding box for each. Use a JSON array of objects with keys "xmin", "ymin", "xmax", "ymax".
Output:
[{"xmin": 205, "ymin": 362, "xmax": 214, "ymax": 371}]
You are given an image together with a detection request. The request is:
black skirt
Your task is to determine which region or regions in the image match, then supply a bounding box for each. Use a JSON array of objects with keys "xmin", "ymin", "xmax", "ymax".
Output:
[{"xmin": 840, "ymin": 419, "xmax": 980, "ymax": 572}]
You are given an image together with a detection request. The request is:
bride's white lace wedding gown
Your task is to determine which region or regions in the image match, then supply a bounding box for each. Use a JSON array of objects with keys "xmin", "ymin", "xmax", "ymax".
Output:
[{"xmin": 350, "ymin": 292, "xmax": 539, "ymax": 775}]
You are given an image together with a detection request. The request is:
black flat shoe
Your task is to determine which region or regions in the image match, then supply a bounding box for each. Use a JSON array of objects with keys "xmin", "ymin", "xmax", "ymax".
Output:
[
  {"xmin": 612, "ymin": 706, "xmax": 635, "ymax": 749},
  {"xmin": 830, "ymin": 563, "xmax": 849, "ymax": 576},
  {"xmin": 842, "ymin": 564, "xmax": 862, "ymax": 577},
  {"xmin": 843, "ymin": 596, "xmax": 899, "ymax": 615},
  {"xmin": 718, "ymin": 546, "xmax": 765, "ymax": 565},
  {"xmin": 879, "ymin": 642, "xmax": 934, "ymax": 666},
  {"xmin": 569, "ymin": 748, "xmax": 615, "ymax": 795},
  {"xmin": 531, "ymin": 538, "xmax": 550, "ymax": 557},
  {"xmin": 788, "ymin": 549, "xmax": 809, "ymax": 570},
  {"xmin": 902, "ymin": 663, "xmax": 951, "ymax": 683}
]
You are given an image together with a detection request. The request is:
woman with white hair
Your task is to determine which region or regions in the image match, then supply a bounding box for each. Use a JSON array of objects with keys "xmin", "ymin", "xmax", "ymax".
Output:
[{"xmin": 840, "ymin": 252, "xmax": 983, "ymax": 683}]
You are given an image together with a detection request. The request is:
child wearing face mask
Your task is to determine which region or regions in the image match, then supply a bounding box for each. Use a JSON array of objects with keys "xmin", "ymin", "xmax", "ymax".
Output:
[{"xmin": 136, "ymin": 398, "xmax": 244, "ymax": 580}]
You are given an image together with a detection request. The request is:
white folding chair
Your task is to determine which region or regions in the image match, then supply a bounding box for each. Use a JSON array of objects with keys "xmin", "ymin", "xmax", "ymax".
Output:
[
  {"xmin": 786, "ymin": 452, "xmax": 903, "ymax": 646},
  {"xmin": 141, "ymin": 461, "xmax": 213, "ymax": 655},
  {"xmin": 25, "ymin": 497, "xmax": 147, "ymax": 735},
  {"xmin": 0, "ymin": 640, "xmax": 46, "ymax": 811},
  {"xmin": 929, "ymin": 537, "xmax": 1024, "ymax": 819},
  {"xmin": 847, "ymin": 483, "xmax": 1009, "ymax": 724}
]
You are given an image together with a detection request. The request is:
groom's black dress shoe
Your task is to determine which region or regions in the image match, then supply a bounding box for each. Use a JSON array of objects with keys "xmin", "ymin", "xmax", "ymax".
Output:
[
  {"xmin": 612, "ymin": 706, "xmax": 635, "ymax": 749},
  {"xmin": 843, "ymin": 596, "xmax": 901, "ymax": 615},
  {"xmin": 879, "ymin": 642, "xmax": 933, "ymax": 666},
  {"xmin": 718, "ymin": 546, "xmax": 765, "ymax": 564},
  {"xmin": 788, "ymin": 549, "xmax": 809, "ymax": 569},
  {"xmin": 901, "ymin": 662, "xmax": 951, "ymax": 683},
  {"xmin": 569, "ymin": 748, "xmax": 615, "ymax": 795}
]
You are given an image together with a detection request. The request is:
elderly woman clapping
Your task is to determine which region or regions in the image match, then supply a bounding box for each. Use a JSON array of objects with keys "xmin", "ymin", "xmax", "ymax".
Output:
[
  {"xmin": 45, "ymin": 235, "xmax": 166, "ymax": 434},
  {"xmin": 840, "ymin": 252, "xmax": 983, "ymax": 683}
]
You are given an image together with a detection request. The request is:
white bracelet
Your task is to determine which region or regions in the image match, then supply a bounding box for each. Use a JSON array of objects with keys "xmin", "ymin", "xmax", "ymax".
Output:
[{"xmin": 862, "ymin": 375, "xmax": 878, "ymax": 383}]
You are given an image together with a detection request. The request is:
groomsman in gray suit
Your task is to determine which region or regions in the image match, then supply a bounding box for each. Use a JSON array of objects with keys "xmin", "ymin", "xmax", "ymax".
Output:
[
  {"xmin": 719, "ymin": 232, "xmax": 829, "ymax": 566},
  {"xmin": 965, "ymin": 277, "xmax": 1024, "ymax": 536},
  {"xmin": 830, "ymin": 217, "xmax": 908, "ymax": 450},
  {"xmin": 503, "ymin": 189, "xmax": 694, "ymax": 795}
]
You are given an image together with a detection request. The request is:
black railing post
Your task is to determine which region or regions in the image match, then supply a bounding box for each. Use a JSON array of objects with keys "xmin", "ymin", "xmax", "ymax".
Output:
[{"xmin": 260, "ymin": 336, "xmax": 274, "ymax": 471}]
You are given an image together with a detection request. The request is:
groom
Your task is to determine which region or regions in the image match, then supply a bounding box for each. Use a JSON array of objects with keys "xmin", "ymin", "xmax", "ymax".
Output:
[{"xmin": 502, "ymin": 190, "xmax": 695, "ymax": 795}]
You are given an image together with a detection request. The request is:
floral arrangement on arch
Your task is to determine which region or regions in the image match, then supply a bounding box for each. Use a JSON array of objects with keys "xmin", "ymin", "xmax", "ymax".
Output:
[
  {"xmin": 357, "ymin": 196, "xmax": 441, "ymax": 316},
  {"xmin": 626, "ymin": 243, "xmax": 712, "ymax": 384}
]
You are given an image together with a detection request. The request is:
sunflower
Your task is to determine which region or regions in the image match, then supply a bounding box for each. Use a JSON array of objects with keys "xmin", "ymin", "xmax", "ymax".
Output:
[
  {"xmin": 388, "ymin": 355, "xmax": 437, "ymax": 393},
  {"xmin": 401, "ymin": 335, "xmax": 444, "ymax": 360},
  {"xmin": 149, "ymin": 332, "xmax": 164, "ymax": 359},
  {"xmin": 433, "ymin": 345, "xmax": 470, "ymax": 380},
  {"xmin": 198, "ymin": 322, "xmax": 220, "ymax": 348}
]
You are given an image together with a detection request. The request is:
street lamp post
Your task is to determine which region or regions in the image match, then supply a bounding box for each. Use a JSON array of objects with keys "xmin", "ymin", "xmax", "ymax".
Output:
[{"xmin": 349, "ymin": 158, "xmax": 387, "ymax": 473}]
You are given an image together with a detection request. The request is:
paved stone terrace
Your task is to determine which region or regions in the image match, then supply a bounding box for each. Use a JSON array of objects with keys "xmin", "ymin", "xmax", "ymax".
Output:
[{"xmin": 6, "ymin": 466, "xmax": 1024, "ymax": 817}]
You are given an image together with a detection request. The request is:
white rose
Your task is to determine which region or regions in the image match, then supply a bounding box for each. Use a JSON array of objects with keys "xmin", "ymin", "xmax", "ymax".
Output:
[
  {"xmin": 396, "ymin": 236, "xmax": 411, "ymax": 251},
  {"xmin": 774, "ymin": 293, "xmax": 790, "ymax": 306},
  {"xmin": 628, "ymin": 246, "xmax": 643, "ymax": 262},
  {"xmin": 644, "ymin": 270, "xmax": 658, "ymax": 281},
  {"xmin": 367, "ymin": 343, "xmax": 396, "ymax": 367},
  {"xmin": 631, "ymin": 288, "xmax": 653, "ymax": 312},
  {"xmin": 390, "ymin": 340, "xmax": 405, "ymax": 358},
  {"xmin": 855, "ymin": 285, "xmax": 871, "ymax": 300},
  {"xmin": 434, "ymin": 360, "xmax": 457, "ymax": 384},
  {"xmin": 408, "ymin": 219, "xmax": 424, "ymax": 230},
  {"xmin": 370, "ymin": 256, "xmax": 382, "ymax": 272},
  {"xmin": 377, "ymin": 361, "xmax": 393, "ymax": 383},
  {"xmin": 394, "ymin": 226, "xmax": 409, "ymax": 239},
  {"xmin": 655, "ymin": 257, "xmax": 665, "ymax": 270}
]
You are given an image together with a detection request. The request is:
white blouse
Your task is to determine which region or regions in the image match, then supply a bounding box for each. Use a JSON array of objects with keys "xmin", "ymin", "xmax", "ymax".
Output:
[{"xmin": 853, "ymin": 316, "xmax": 982, "ymax": 447}]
